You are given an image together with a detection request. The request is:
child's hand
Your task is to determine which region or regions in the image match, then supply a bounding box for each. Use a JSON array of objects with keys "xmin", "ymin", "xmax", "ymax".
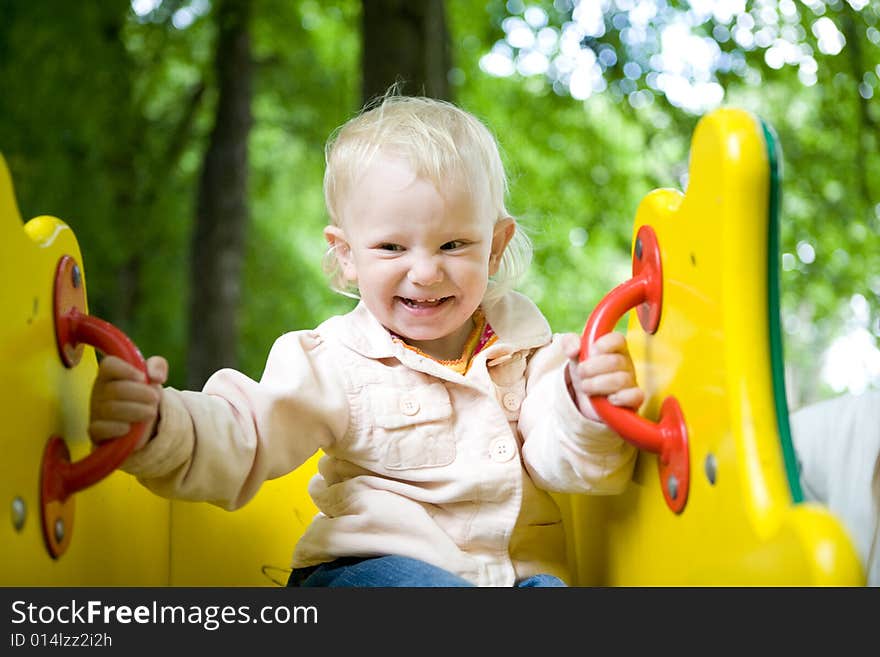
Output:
[
  {"xmin": 562, "ymin": 332, "xmax": 644, "ymax": 423},
  {"xmin": 89, "ymin": 355, "xmax": 168, "ymax": 450}
]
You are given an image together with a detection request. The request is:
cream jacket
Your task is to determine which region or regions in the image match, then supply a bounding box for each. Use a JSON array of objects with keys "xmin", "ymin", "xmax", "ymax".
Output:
[{"xmin": 123, "ymin": 291, "xmax": 637, "ymax": 586}]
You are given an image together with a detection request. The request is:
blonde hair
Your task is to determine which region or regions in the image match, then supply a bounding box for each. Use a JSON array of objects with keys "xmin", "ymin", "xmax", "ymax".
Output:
[{"xmin": 322, "ymin": 90, "xmax": 531, "ymax": 302}]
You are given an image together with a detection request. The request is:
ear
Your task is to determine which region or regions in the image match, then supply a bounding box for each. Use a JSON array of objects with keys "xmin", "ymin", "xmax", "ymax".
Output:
[
  {"xmin": 488, "ymin": 218, "xmax": 516, "ymax": 276},
  {"xmin": 324, "ymin": 225, "xmax": 357, "ymax": 282}
]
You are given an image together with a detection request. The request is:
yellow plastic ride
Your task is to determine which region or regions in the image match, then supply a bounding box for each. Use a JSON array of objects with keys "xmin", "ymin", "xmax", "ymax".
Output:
[{"xmin": 0, "ymin": 108, "xmax": 864, "ymax": 586}]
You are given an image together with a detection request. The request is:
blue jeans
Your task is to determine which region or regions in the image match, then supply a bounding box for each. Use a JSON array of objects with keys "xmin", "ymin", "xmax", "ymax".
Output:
[{"xmin": 287, "ymin": 555, "xmax": 567, "ymax": 587}]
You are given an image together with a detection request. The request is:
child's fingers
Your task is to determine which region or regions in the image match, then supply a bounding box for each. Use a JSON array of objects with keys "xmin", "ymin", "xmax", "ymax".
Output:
[
  {"xmin": 146, "ymin": 356, "xmax": 168, "ymax": 385},
  {"xmin": 575, "ymin": 370, "xmax": 636, "ymax": 397},
  {"xmin": 578, "ymin": 352, "xmax": 633, "ymax": 378},
  {"xmin": 90, "ymin": 355, "xmax": 164, "ymax": 449},
  {"xmin": 97, "ymin": 355, "xmax": 148, "ymax": 382},
  {"xmin": 560, "ymin": 333, "xmax": 581, "ymax": 360},
  {"xmin": 607, "ymin": 387, "xmax": 645, "ymax": 410},
  {"xmin": 97, "ymin": 354, "xmax": 167, "ymax": 385},
  {"xmin": 97, "ymin": 379, "xmax": 161, "ymax": 406},
  {"xmin": 91, "ymin": 398, "xmax": 158, "ymax": 424},
  {"xmin": 568, "ymin": 332, "xmax": 624, "ymax": 360},
  {"xmin": 569, "ymin": 331, "xmax": 646, "ymax": 419},
  {"xmin": 89, "ymin": 419, "xmax": 136, "ymax": 442},
  {"xmin": 589, "ymin": 331, "xmax": 628, "ymax": 355}
]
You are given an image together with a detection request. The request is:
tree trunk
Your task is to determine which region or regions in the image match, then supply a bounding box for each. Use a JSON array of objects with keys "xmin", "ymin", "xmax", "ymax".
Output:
[
  {"xmin": 840, "ymin": 6, "xmax": 877, "ymax": 211},
  {"xmin": 187, "ymin": 0, "xmax": 253, "ymax": 389},
  {"xmin": 360, "ymin": 0, "xmax": 452, "ymax": 103}
]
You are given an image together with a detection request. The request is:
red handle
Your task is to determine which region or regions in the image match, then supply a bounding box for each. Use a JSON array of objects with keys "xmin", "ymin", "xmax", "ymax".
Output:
[
  {"xmin": 50, "ymin": 309, "xmax": 148, "ymax": 495},
  {"xmin": 579, "ymin": 225, "xmax": 689, "ymax": 513},
  {"xmin": 41, "ymin": 255, "xmax": 148, "ymax": 557}
]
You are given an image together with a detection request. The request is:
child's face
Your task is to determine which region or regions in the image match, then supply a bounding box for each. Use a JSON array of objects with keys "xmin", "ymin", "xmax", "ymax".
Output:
[{"xmin": 325, "ymin": 153, "xmax": 513, "ymax": 361}]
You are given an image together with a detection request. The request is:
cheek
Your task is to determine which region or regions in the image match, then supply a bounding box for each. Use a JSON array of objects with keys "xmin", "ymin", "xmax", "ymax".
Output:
[
  {"xmin": 459, "ymin": 257, "xmax": 493, "ymax": 286},
  {"xmin": 357, "ymin": 259, "xmax": 398, "ymax": 290},
  {"xmin": 340, "ymin": 258, "xmax": 358, "ymax": 282}
]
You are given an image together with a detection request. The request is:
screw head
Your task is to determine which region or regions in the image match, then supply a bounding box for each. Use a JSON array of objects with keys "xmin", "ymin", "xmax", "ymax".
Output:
[
  {"xmin": 12, "ymin": 497, "xmax": 26, "ymax": 532},
  {"xmin": 54, "ymin": 518, "xmax": 65, "ymax": 543},
  {"xmin": 704, "ymin": 453, "xmax": 718, "ymax": 485},
  {"xmin": 71, "ymin": 264, "xmax": 81, "ymax": 288},
  {"xmin": 667, "ymin": 474, "xmax": 679, "ymax": 500},
  {"xmin": 635, "ymin": 238, "xmax": 643, "ymax": 260}
]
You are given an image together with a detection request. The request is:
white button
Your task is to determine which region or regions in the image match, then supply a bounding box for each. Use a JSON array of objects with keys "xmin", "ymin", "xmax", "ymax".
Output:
[
  {"xmin": 489, "ymin": 437, "xmax": 516, "ymax": 462},
  {"xmin": 400, "ymin": 398, "xmax": 420, "ymax": 415},
  {"xmin": 501, "ymin": 392, "xmax": 521, "ymax": 412}
]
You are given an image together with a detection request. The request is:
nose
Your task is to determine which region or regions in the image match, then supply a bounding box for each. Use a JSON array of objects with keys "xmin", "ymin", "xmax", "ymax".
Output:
[{"xmin": 406, "ymin": 254, "xmax": 443, "ymax": 286}]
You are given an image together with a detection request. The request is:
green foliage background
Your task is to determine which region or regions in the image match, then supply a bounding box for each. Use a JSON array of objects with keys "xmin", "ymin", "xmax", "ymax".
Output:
[{"xmin": 1, "ymin": 0, "xmax": 877, "ymax": 407}]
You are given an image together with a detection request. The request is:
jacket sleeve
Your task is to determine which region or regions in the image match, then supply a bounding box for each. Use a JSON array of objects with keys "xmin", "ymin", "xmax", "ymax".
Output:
[
  {"xmin": 120, "ymin": 330, "xmax": 349, "ymax": 510},
  {"xmin": 518, "ymin": 334, "xmax": 636, "ymax": 494}
]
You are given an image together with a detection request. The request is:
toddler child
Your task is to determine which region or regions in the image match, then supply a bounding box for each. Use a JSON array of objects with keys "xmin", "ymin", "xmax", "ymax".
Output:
[{"xmin": 89, "ymin": 92, "xmax": 644, "ymax": 587}]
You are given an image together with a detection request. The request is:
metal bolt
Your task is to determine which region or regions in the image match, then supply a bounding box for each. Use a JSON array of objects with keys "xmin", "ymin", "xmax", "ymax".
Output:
[
  {"xmin": 704, "ymin": 453, "xmax": 718, "ymax": 485},
  {"xmin": 12, "ymin": 497, "xmax": 26, "ymax": 532},
  {"xmin": 71, "ymin": 264, "xmax": 81, "ymax": 288},
  {"xmin": 667, "ymin": 474, "xmax": 679, "ymax": 500},
  {"xmin": 54, "ymin": 518, "xmax": 65, "ymax": 544},
  {"xmin": 635, "ymin": 238, "xmax": 643, "ymax": 260}
]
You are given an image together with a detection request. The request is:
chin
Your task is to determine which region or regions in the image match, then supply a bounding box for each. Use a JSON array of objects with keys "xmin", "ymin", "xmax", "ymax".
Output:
[{"xmin": 394, "ymin": 326, "xmax": 446, "ymax": 342}]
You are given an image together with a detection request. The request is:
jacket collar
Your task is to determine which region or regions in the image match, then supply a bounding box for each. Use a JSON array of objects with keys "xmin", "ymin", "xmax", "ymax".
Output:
[{"xmin": 321, "ymin": 291, "xmax": 552, "ymax": 364}]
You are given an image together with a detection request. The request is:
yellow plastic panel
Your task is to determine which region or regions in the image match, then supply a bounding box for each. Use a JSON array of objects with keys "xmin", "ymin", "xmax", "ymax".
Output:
[
  {"xmin": 4, "ymin": 105, "xmax": 863, "ymax": 587},
  {"xmin": 169, "ymin": 454, "xmax": 320, "ymax": 586},
  {"xmin": 564, "ymin": 109, "xmax": 864, "ymax": 585},
  {"xmin": 0, "ymin": 155, "xmax": 170, "ymax": 585}
]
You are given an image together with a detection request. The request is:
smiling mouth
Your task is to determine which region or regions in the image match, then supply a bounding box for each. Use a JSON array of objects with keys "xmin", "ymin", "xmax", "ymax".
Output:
[{"xmin": 398, "ymin": 296, "xmax": 452, "ymax": 309}]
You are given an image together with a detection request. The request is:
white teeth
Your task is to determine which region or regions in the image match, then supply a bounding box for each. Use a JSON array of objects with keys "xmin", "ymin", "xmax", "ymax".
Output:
[{"xmin": 401, "ymin": 297, "xmax": 446, "ymax": 305}]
